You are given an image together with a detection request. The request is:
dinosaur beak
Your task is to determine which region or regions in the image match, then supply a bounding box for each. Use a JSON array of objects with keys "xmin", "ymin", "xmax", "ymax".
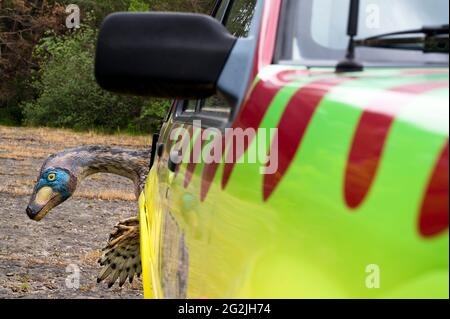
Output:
[{"xmin": 26, "ymin": 186, "xmax": 61, "ymax": 221}]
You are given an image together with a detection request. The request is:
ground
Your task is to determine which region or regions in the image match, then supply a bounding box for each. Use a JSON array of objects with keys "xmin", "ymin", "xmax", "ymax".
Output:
[{"xmin": 0, "ymin": 126, "xmax": 152, "ymax": 299}]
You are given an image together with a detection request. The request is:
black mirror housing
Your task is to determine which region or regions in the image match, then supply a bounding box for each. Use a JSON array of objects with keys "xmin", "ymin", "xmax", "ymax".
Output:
[{"xmin": 95, "ymin": 12, "xmax": 236, "ymax": 99}]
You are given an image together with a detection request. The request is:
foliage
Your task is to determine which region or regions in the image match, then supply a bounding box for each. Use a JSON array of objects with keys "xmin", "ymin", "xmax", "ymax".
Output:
[
  {"xmin": 0, "ymin": 0, "xmax": 67, "ymax": 124},
  {"xmin": 128, "ymin": 0, "xmax": 150, "ymax": 12},
  {"xmin": 144, "ymin": 0, "xmax": 213, "ymax": 13},
  {"xmin": 21, "ymin": 24, "xmax": 145, "ymax": 132},
  {"xmin": 1, "ymin": 0, "xmax": 215, "ymax": 132},
  {"xmin": 130, "ymin": 99, "xmax": 170, "ymax": 133}
]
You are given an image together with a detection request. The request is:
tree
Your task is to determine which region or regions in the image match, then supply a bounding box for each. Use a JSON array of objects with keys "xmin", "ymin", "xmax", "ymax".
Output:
[
  {"xmin": 0, "ymin": 0, "xmax": 66, "ymax": 124},
  {"xmin": 21, "ymin": 24, "xmax": 145, "ymax": 132},
  {"xmin": 1, "ymin": 0, "xmax": 215, "ymax": 128}
]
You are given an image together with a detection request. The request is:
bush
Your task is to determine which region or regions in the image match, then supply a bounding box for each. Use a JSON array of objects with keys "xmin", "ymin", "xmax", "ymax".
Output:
[
  {"xmin": 21, "ymin": 23, "xmax": 158, "ymax": 133},
  {"xmin": 14, "ymin": 0, "xmax": 216, "ymax": 134},
  {"xmin": 128, "ymin": 0, "xmax": 150, "ymax": 11},
  {"xmin": 130, "ymin": 99, "xmax": 171, "ymax": 133},
  {"xmin": 0, "ymin": 0, "xmax": 214, "ymax": 133}
]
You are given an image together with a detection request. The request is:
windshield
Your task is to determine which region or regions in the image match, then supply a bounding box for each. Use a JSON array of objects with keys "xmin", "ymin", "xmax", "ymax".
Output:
[{"xmin": 279, "ymin": 0, "xmax": 449, "ymax": 66}]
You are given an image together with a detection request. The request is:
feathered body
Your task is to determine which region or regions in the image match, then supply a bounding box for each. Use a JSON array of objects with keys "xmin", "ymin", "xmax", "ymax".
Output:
[
  {"xmin": 40, "ymin": 145, "xmax": 150, "ymax": 195},
  {"xmin": 26, "ymin": 145, "xmax": 151, "ymax": 287}
]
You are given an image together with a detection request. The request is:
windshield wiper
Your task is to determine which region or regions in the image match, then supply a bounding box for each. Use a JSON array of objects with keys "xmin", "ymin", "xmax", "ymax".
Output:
[
  {"xmin": 354, "ymin": 25, "xmax": 449, "ymax": 53},
  {"xmin": 335, "ymin": 0, "xmax": 448, "ymax": 73}
]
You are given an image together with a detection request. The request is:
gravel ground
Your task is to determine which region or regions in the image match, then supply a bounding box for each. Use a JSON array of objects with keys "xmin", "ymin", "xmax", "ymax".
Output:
[{"xmin": 0, "ymin": 126, "xmax": 149, "ymax": 299}]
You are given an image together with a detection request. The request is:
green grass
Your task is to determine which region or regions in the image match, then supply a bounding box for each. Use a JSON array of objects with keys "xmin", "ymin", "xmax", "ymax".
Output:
[
  {"xmin": 0, "ymin": 109, "xmax": 21, "ymax": 126},
  {"xmin": 0, "ymin": 106, "xmax": 157, "ymax": 136}
]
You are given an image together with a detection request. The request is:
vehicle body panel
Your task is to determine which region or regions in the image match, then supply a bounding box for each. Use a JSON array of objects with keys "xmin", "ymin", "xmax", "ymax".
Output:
[{"xmin": 139, "ymin": 0, "xmax": 449, "ymax": 299}]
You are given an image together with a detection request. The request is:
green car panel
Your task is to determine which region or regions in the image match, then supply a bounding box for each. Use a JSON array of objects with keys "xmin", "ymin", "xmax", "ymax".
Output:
[{"xmin": 139, "ymin": 0, "xmax": 448, "ymax": 299}]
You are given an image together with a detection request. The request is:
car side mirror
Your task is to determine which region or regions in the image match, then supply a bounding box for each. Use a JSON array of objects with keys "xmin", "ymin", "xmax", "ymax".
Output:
[{"xmin": 95, "ymin": 12, "xmax": 237, "ymax": 99}]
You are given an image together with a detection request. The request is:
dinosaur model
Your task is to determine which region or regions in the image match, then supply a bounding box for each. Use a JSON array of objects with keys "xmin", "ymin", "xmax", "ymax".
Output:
[{"xmin": 26, "ymin": 145, "xmax": 151, "ymax": 288}]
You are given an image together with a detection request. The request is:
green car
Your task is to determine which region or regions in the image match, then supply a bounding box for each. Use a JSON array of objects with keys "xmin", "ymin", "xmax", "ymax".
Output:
[{"xmin": 95, "ymin": 0, "xmax": 449, "ymax": 298}]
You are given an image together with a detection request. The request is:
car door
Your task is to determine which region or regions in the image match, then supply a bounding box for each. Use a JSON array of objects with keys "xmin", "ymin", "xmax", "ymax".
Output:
[
  {"xmin": 145, "ymin": 0, "xmax": 261, "ymax": 299},
  {"xmin": 99, "ymin": 0, "xmax": 447, "ymax": 299}
]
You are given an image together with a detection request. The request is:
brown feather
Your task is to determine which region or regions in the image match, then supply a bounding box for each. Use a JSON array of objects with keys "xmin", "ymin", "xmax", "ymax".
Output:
[{"xmin": 97, "ymin": 218, "xmax": 140, "ymax": 288}]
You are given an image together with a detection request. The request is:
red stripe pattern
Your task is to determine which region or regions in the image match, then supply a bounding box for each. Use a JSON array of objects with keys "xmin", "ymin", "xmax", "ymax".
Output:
[
  {"xmin": 345, "ymin": 81, "xmax": 449, "ymax": 209},
  {"xmin": 221, "ymin": 78, "xmax": 286, "ymax": 189},
  {"xmin": 184, "ymin": 128, "xmax": 203, "ymax": 188},
  {"xmin": 201, "ymin": 135, "xmax": 226, "ymax": 202},
  {"xmin": 419, "ymin": 142, "xmax": 449, "ymax": 237},
  {"xmin": 206, "ymin": 69, "xmax": 326, "ymax": 200},
  {"xmin": 263, "ymin": 78, "xmax": 351, "ymax": 201},
  {"xmin": 164, "ymin": 68, "xmax": 448, "ymax": 238}
]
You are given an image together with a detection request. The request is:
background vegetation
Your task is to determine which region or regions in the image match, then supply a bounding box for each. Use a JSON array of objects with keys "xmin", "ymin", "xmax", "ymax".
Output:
[{"xmin": 0, "ymin": 0, "xmax": 214, "ymax": 133}]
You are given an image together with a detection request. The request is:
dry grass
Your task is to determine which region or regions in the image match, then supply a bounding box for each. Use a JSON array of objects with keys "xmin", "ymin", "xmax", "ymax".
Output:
[
  {"xmin": 74, "ymin": 190, "xmax": 135, "ymax": 201},
  {"xmin": 0, "ymin": 126, "xmax": 151, "ymax": 149},
  {"xmin": 0, "ymin": 126, "xmax": 150, "ymax": 160},
  {"xmin": 0, "ymin": 125, "xmax": 148, "ymax": 201},
  {"xmin": 0, "ymin": 185, "xmax": 31, "ymax": 196},
  {"xmin": 0, "ymin": 169, "xmax": 33, "ymax": 177},
  {"xmin": 80, "ymin": 250, "xmax": 102, "ymax": 265},
  {"xmin": 0, "ymin": 181, "xmax": 135, "ymax": 201},
  {"xmin": 0, "ymin": 144, "xmax": 58, "ymax": 160},
  {"xmin": 13, "ymin": 179, "xmax": 36, "ymax": 187},
  {"xmin": 1, "ymin": 253, "xmax": 69, "ymax": 268}
]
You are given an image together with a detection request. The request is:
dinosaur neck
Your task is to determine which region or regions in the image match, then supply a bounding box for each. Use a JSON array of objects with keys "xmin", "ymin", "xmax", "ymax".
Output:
[{"xmin": 45, "ymin": 146, "xmax": 151, "ymax": 196}]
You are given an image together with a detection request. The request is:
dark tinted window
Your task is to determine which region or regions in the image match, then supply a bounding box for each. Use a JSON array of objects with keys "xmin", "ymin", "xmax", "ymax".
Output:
[
  {"xmin": 224, "ymin": 0, "xmax": 257, "ymax": 37},
  {"xmin": 182, "ymin": 100, "xmax": 197, "ymax": 114},
  {"xmin": 214, "ymin": 0, "xmax": 231, "ymax": 22},
  {"xmin": 199, "ymin": 0, "xmax": 257, "ymax": 120},
  {"xmin": 176, "ymin": 0, "xmax": 258, "ymax": 123},
  {"xmin": 200, "ymin": 95, "xmax": 231, "ymax": 118}
]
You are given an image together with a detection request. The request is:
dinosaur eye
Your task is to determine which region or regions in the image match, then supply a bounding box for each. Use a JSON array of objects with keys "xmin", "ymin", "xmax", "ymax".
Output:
[{"xmin": 47, "ymin": 173, "xmax": 56, "ymax": 182}]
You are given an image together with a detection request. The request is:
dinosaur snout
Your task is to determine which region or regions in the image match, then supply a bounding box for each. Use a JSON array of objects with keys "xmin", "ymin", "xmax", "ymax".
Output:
[
  {"xmin": 26, "ymin": 186, "xmax": 62, "ymax": 221},
  {"xmin": 26, "ymin": 204, "xmax": 44, "ymax": 221},
  {"xmin": 26, "ymin": 206, "xmax": 35, "ymax": 219}
]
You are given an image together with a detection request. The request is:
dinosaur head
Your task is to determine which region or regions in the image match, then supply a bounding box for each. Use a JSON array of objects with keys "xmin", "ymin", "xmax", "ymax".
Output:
[
  {"xmin": 25, "ymin": 145, "xmax": 147, "ymax": 222},
  {"xmin": 26, "ymin": 167, "xmax": 77, "ymax": 221}
]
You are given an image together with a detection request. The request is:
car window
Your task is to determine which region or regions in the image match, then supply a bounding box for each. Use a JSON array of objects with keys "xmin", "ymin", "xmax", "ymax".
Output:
[
  {"xmin": 278, "ymin": 0, "xmax": 449, "ymax": 66},
  {"xmin": 214, "ymin": 0, "xmax": 231, "ymax": 22},
  {"xmin": 182, "ymin": 100, "xmax": 198, "ymax": 114},
  {"xmin": 224, "ymin": 0, "xmax": 257, "ymax": 38},
  {"xmin": 176, "ymin": 0, "xmax": 258, "ymax": 123},
  {"xmin": 200, "ymin": 95, "xmax": 231, "ymax": 118},
  {"xmin": 199, "ymin": 0, "xmax": 258, "ymax": 121}
]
